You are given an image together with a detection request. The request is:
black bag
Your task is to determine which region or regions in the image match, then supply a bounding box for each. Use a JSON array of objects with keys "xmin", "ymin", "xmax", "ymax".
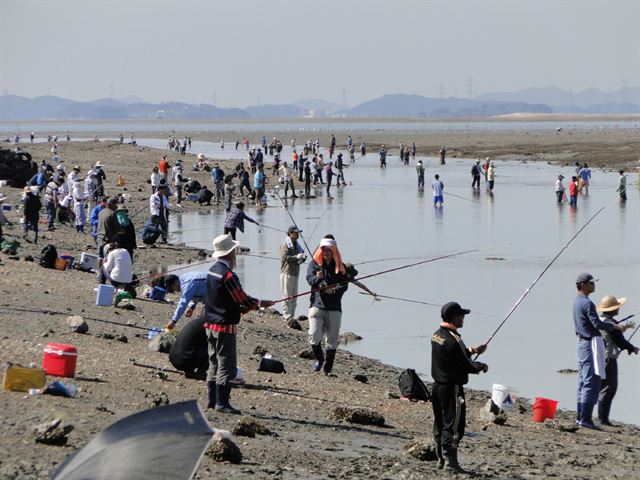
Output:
[
  {"xmin": 39, "ymin": 244, "xmax": 58, "ymax": 269},
  {"xmin": 398, "ymin": 368, "xmax": 430, "ymax": 401},
  {"xmin": 258, "ymin": 357, "xmax": 286, "ymax": 374}
]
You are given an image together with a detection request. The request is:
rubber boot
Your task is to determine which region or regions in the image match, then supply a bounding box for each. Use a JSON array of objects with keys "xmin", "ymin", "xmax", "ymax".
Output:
[
  {"xmin": 435, "ymin": 440, "xmax": 445, "ymax": 469},
  {"xmin": 598, "ymin": 401, "xmax": 614, "ymax": 426},
  {"xmin": 206, "ymin": 381, "xmax": 216, "ymax": 409},
  {"xmin": 576, "ymin": 402, "xmax": 582, "ymax": 425},
  {"xmin": 311, "ymin": 344, "xmax": 324, "ymax": 372},
  {"xmin": 443, "ymin": 447, "xmax": 464, "ymax": 473},
  {"xmin": 215, "ymin": 384, "xmax": 241, "ymax": 415},
  {"xmin": 323, "ymin": 349, "xmax": 336, "ymax": 375},
  {"xmin": 578, "ymin": 402, "xmax": 599, "ymax": 430}
]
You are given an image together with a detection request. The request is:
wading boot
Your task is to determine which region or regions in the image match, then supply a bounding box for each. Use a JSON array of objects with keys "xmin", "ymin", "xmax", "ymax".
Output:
[
  {"xmin": 435, "ymin": 440, "xmax": 445, "ymax": 469},
  {"xmin": 311, "ymin": 344, "xmax": 324, "ymax": 372},
  {"xmin": 323, "ymin": 349, "xmax": 337, "ymax": 375},
  {"xmin": 215, "ymin": 384, "xmax": 241, "ymax": 415},
  {"xmin": 206, "ymin": 381, "xmax": 216, "ymax": 409},
  {"xmin": 444, "ymin": 448, "xmax": 465, "ymax": 474},
  {"xmin": 578, "ymin": 403, "xmax": 600, "ymax": 430}
]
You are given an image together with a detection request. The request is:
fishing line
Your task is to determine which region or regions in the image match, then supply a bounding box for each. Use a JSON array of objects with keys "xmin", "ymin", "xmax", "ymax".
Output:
[
  {"xmin": 628, "ymin": 323, "xmax": 640, "ymax": 341},
  {"xmin": 356, "ymin": 292, "xmax": 496, "ymax": 317},
  {"xmin": 473, "ymin": 206, "xmax": 606, "ymax": 359},
  {"xmin": 444, "ymin": 191, "xmax": 480, "ymax": 204}
]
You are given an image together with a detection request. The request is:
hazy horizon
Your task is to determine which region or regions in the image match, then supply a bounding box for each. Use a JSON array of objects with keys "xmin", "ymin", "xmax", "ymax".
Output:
[{"xmin": 1, "ymin": 0, "xmax": 638, "ymax": 108}]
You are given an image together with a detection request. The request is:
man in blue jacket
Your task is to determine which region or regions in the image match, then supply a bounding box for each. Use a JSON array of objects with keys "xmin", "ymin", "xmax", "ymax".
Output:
[{"xmin": 165, "ymin": 272, "xmax": 208, "ymax": 330}]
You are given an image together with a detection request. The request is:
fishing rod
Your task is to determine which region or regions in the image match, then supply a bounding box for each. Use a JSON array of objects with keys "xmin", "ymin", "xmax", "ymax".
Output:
[
  {"xmin": 356, "ymin": 292, "xmax": 496, "ymax": 317},
  {"xmin": 264, "ymin": 175, "xmax": 313, "ymax": 255},
  {"xmin": 171, "ymin": 223, "xmax": 288, "ymax": 235},
  {"xmin": 274, "ymin": 249, "xmax": 477, "ymax": 304},
  {"xmin": 473, "ymin": 206, "xmax": 605, "ymax": 359},
  {"xmin": 307, "ymin": 204, "xmax": 330, "ymax": 244},
  {"xmin": 444, "ymin": 191, "xmax": 479, "ymax": 204},
  {"xmin": 628, "ymin": 322, "xmax": 640, "ymax": 341},
  {"xmin": 616, "ymin": 310, "xmax": 640, "ymax": 324}
]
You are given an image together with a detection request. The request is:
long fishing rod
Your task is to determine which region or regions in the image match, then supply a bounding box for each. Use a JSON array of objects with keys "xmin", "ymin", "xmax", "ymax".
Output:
[
  {"xmin": 264, "ymin": 175, "xmax": 313, "ymax": 255},
  {"xmin": 444, "ymin": 191, "xmax": 479, "ymax": 204},
  {"xmin": 307, "ymin": 204, "xmax": 330, "ymax": 244},
  {"xmin": 473, "ymin": 206, "xmax": 605, "ymax": 359},
  {"xmin": 356, "ymin": 292, "xmax": 496, "ymax": 317},
  {"xmin": 274, "ymin": 249, "xmax": 477, "ymax": 304},
  {"xmin": 628, "ymin": 322, "xmax": 640, "ymax": 341},
  {"xmin": 171, "ymin": 223, "xmax": 288, "ymax": 235},
  {"xmin": 616, "ymin": 310, "xmax": 640, "ymax": 324}
]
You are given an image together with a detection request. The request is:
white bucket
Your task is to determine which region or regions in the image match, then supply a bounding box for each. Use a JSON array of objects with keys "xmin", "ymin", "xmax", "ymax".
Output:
[{"xmin": 491, "ymin": 384, "xmax": 516, "ymax": 412}]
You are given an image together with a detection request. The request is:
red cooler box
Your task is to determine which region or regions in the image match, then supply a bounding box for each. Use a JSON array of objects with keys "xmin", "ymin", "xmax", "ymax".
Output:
[{"xmin": 42, "ymin": 343, "xmax": 78, "ymax": 378}]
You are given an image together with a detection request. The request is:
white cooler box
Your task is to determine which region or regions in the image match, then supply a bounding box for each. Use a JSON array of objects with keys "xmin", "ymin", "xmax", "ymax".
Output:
[{"xmin": 80, "ymin": 252, "xmax": 99, "ymax": 271}]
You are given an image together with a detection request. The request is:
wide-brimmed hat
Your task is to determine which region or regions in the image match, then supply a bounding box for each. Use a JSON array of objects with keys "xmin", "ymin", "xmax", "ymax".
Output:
[
  {"xmin": 23, "ymin": 186, "xmax": 31, "ymax": 192},
  {"xmin": 94, "ymin": 161, "xmax": 103, "ymax": 167},
  {"xmin": 197, "ymin": 153, "xmax": 205, "ymax": 160},
  {"xmin": 212, "ymin": 233, "xmax": 239, "ymax": 258},
  {"xmin": 597, "ymin": 295, "xmax": 627, "ymax": 312},
  {"xmin": 73, "ymin": 165, "xmax": 81, "ymax": 171}
]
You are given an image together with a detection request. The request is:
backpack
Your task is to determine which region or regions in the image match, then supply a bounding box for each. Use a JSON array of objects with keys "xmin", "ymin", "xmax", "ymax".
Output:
[
  {"xmin": 258, "ymin": 356, "xmax": 286, "ymax": 374},
  {"xmin": 398, "ymin": 368, "xmax": 431, "ymax": 401},
  {"xmin": 39, "ymin": 244, "xmax": 58, "ymax": 269},
  {"xmin": 0, "ymin": 240, "xmax": 19, "ymax": 255}
]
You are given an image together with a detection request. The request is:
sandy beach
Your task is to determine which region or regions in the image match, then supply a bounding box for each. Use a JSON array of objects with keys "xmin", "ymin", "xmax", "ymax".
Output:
[{"xmin": 1, "ymin": 129, "xmax": 639, "ymax": 479}]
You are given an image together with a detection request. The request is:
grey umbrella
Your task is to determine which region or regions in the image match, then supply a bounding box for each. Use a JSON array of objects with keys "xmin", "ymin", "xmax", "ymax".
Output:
[{"xmin": 51, "ymin": 400, "xmax": 214, "ymax": 480}]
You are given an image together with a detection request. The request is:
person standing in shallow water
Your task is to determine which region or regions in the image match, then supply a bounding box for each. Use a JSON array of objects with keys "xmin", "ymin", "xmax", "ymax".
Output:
[
  {"xmin": 616, "ymin": 170, "xmax": 627, "ymax": 202},
  {"xmin": 555, "ymin": 174, "xmax": 566, "ymax": 204},
  {"xmin": 568, "ymin": 176, "xmax": 579, "ymax": 207},
  {"xmin": 416, "ymin": 160, "xmax": 425, "ymax": 188},
  {"xmin": 431, "ymin": 302, "xmax": 488, "ymax": 473},
  {"xmin": 432, "ymin": 174, "xmax": 444, "ymax": 207}
]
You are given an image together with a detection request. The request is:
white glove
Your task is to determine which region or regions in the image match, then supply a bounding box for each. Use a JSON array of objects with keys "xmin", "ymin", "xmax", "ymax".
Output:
[{"xmin": 295, "ymin": 253, "xmax": 305, "ymax": 260}]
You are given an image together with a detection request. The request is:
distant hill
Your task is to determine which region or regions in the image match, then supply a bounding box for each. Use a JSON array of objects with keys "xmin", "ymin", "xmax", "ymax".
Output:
[
  {"xmin": 343, "ymin": 94, "xmax": 551, "ymax": 117},
  {"xmin": 478, "ymin": 86, "xmax": 640, "ymax": 110},
  {"xmin": 292, "ymin": 98, "xmax": 343, "ymax": 115},
  {"xmin": 245, "ymin": 104, "xmax": 303, "ymax": 119}
]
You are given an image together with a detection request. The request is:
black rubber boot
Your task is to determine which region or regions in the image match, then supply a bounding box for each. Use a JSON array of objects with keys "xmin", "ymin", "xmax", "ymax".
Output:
[
  {"xmin": 444, "ymin": 448, "xmax": 464, "ymax": 473},
  {"xmin": 311, "ymin": 344, "xmax": 324, "ymax": 372},
  {"xmin": 435, "ymin": 440, "xmax": 444, "ymax": 469},
  {"xmin": 578, "ymin": 402, "xmax": 599, "ymax": 430},
  {"xmin": 206, "ymin": 381, "xmax": 216, "ymax": 409},
  {"xmin": 323, "ymin": 349, "xmax": 337, "ymax": 375},
  {"xmin": 215, "ymin": 383, "xmax": 241, "ymax": 415}
]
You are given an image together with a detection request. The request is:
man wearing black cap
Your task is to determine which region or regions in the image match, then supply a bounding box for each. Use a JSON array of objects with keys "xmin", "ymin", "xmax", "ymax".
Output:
[
  {"xmin": 573, "ymin": 273, "xmax": 626, "ymax": 429},
  {"xmin": 280, "ymin": 226, "xmax": 306, "ymax": 326},
  {"xmin": 431, "ymin": 302, "xmax": 488, "ymax": 473}
]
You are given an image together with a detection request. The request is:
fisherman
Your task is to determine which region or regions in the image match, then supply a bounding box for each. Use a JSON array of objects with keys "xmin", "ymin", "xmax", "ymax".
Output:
[
  {"xmin": 203, "ymin": 234, "xmax": 274, "ymax": 413},
  {"xmin": 22, "ymin": 186, "xmax": 41, "ymax": 244},
  {"xmin": 164, "ymin": 272, "xmax": 208, "ymax": 330},
  {"xmin": 306, "ymin": 235, "xmax": 355, "ymax": 375},
  {"xmin": 169, "ymin": 316, "xmax": 209, "ymax": 380},
  {"xmin": 43, "ymin": 177, "xmax": 62, "ymax": 231},
  {"xmin": 278, "ymin": 161, "xmax": 298, "ymax": 198},
  {"xmin": 211, "ymin": 164, "xmax": 225, "ymax": 203},
  {"xmin": 159, "ymin": 155, "xmax": 169, "ymax": 181},
  {"xmin": 223, "ymin": 201, "xmax": 258, "ymax": 240},
  {"xmin": 254, "ymin": 165, "xmax": 265, "ymax": 207},
  {"xmin": 379, "ymin": 145, "xmax": 387, "ymax": 168},
  {"xmin": 431, "ymin": 302, "xmax": 488, "ymax": 472},
  {"xmin": 432, "ymin": 174, "xmax": 444, "ymax": 207},
  {"xmin": 197, "ymin": 185, "xmax": 214, "ymax": 206},
  {"xmin": 101, "ymin": 236, "xmax": 133, "ymax": 291},
  {"xmin": 140, "ymin": 215, "xmax": 163, "ymax": 245},
  {"xmin": 97, "ymin": 197, "xmax": 120, "ymax": 261},
  {"xmin": 439, "ymin": 146, "xmax": 446, "ymax": 165},
  {"xmin": 487, "ymin": 163, "xmax": 495, "ymax": 192},
  {"xmin": 617, "ymin": 170, "xmax": 627, "ymax": 202},
  {"xmin": 471, "ymin": 160, "xmax": 482, "ymax": 189},
  {"xmin": 569, "ymin": 176, "xmax": 579, "ymax": 207},
  {"xmin": 573, "ymin": 273, "xmax": 627, "ymax": 429},
  {"xmin": 238, "ymin": 165, "xmax": 252, "ymax": 197},
  {"xmin": 304, "ymin": 161, "xmax": 312, "ymax": 197},
  {"xmin": 596, "ymin": 294, "xmax": 638, "ymax": 426},
  {"xmin": 149, "ymin": 185, "xmax": 170, "ymax": 243},
  {"xmin": 90, "ymin": 197, "xmax": 107, "ymax": 245},
  {"xmin": 324, "ymin": 162, "xmax": 335, "ymax": 197},
  {"xmin": 335, "ymin": 153, "xmax": 347, "ymax": 187},
  {"xmin": 224, "ymin": 175, "xmax": 237, "ymax": 212},
  {"xmin": 360, "ymin": 142, "xmax": 366, "ymax": 156},
  {"xmin": 578, "ymin": 163, "xmax": 592, "ymax": 194},
  {"xmin": 416, "ymin": 160, "xmax": 425, "ymax": 188},
  {"xmin": 280, "ymin": 226, "xmax": 307, "ymax": 326},
  {"xmin": 0, "ymin": 194, "xmax": 11, "ymax": 241},
  {"xmin": 555, "ymin": 174, "xmax": 566, "ymax": 204},
  {"xmin": 172, "ymin": 159, "xmax": 185, "ymax": 206}
]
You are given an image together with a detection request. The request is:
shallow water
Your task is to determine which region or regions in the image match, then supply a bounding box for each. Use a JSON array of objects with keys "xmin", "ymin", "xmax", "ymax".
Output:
[{"xmin": 165, "ymin": 146, "xmax": 640, "ymax": 425}]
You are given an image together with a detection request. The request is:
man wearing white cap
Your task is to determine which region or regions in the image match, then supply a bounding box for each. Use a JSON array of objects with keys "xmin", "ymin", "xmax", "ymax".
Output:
[
  {"xmin": 203, "ymin": 234, "xmax": 274, "ymax": 414},
  {"xmin": 573, "ymin": 273, "xmax": 627, "ymax": 429}
]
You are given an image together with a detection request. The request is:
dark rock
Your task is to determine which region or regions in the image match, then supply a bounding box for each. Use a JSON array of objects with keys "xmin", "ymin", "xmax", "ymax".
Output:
[
  {"xmin": 116, "ymin": 335, "xmax": 128, "ymax": 343},
  {"xmin": 402, "ymin": 437, "xmax": 439, "ymax": 461},
  {"xmin": 253, "ymin": 345, "xmax": 268, "ymax": 356},
  {"xmin": 297, "ymin": 315, "xmax": 308, "ymax": 321},
  {"xmin": 265, "ymin": 308, "xmax": 282, "ymax": 317},
  {"xmin": 66, "ymin": 315, "xmax": 88, "ymax": 334},
  {"xmin": 197, "ymin": 250, "xmax": 208, "ymax": 258},
  {"xmin": 478, "ymin": 399, "xmax": 508, "ymax": 425},
  {"xmin": 544, "ymin": 420, "xmax": 579, "ymax": 433},
  {"xmin": 34, "ymin": 419, "xmax": 73, "ymax": 446},
  {"xmin": 148, "ymin": 332, "xmax": 174, "ymax": 353},
  {"xmin": 331, "ymin": 407, "xmax": 385, "ymax": 426},
  {"xmin": 95, "ymin": 332, "xmax": 115, "ymax": 340},
  {"xmin": 298, "ymin": 349, "xmax": 315, "ymax": 359},
  {"xmin": 205, "ymin": 437, "xmax": 242, "ymax": 464},
  {"xmin": 354, "ymin": 374, "xmax": 368, "ymax": 384},
  {"xmin": 231, "ymin": 415, "xmax": 272, "ymax": 438},
  {"xmin": 338, "ymin": 332, "xmax": 363, "ymax": 345},
  {"xmin": 287, "ymin": 318, "xmax": 302, "ymax": 330},
  {"xmin": 386, "ymin": 390, "xmax": 400, "ymax": 399},
  {"xmin": 23, "ymin": 255, "xmax": 34, "ymax": 262},
  {"xmin": 149, "ymin": 391, "xmax": 169, "ymax": 407}
]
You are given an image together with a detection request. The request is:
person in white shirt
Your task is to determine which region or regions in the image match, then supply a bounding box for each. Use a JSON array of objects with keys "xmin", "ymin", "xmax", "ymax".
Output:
[
  {"xmin": 555, "ymin": 174, "xmax": 566, "ymax": 204},
  {"xmin": 432, "ymin": 174, "xmax": 444, "ymax": 207},
  {"xmin": 278, "ymin": 161, "xmax": 298, "ymax": 198},
  {"xmin": 149, "ymin": 185, "xmax": 170, "ymax": 243},
  {"xmin": 101, "ymin": 237, "xmax": 133, "ymax": 288},
  {"xmin": 150, "ymin": 167, "xmax": 161, "ymax": 193},
  {"xmin": 72, "ymin": 178, "xmax": 86, "ymax": 232}
]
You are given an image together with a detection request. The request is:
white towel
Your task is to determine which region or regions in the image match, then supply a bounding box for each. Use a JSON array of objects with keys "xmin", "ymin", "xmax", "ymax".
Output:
[{"xmin": 591, "ymin": 336, "xmax": 606, "ymax": 380}]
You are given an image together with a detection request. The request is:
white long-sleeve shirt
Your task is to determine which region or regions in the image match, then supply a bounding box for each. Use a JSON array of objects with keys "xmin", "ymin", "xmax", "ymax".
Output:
[
  {"xmin": 102, "ymin": 248, "xmax": 133, "ymax": 283},
  {"xmin": 149, "ymin": 192, "xmax": 170, "ymax": 217}
]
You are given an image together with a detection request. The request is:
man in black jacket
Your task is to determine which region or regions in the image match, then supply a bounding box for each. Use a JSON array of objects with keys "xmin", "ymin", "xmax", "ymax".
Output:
[
  {"xmin": 169, "ymin": 317, "xmax": 209, "ymax": 380},
  {"xmin": 431, "ymin": 302, "xmax": 488, "ymax": 473}
]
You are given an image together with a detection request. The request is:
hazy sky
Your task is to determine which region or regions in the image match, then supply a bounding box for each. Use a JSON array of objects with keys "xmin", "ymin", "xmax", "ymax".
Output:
[{"xmin": 1, "ymin": 0, "xmax": 638, "ymax": 107}]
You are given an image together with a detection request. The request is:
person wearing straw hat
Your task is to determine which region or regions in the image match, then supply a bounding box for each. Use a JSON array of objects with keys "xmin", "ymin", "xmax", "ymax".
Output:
[
  {"xmin": 203, "ymin": 234, "xmax": 274, "ymax": 414},
  {"xmin": 431, "ymin": 302, "xmax": 488, "ymax": 473},
  {"xmin": 573, "ymin": 273, "xmax": 627, "ymax": 429},
  {"xmin": 596, "ymin": 294, "xmax": 638, "ymax": 426}
]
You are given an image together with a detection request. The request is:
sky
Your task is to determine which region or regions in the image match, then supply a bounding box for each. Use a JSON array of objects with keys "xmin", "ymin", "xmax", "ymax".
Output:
[{"xmin": 1, "ymin": 0, "xmax": 638, "ymax": 107}]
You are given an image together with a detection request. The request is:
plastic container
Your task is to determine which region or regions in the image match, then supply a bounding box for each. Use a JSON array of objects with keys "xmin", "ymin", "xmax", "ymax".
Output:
[
  {"xmin": 80, "ymin": 252, "xmax": 99, "ymax": 271},
  {"xmin": 147, "ymin": 327, "xmax": 162, "ymax": 339},
  {"xmin": 2, "ymin": 204, "xmax": 12, "ymax": 211},
  {"xmin": 532, "ymin": 397, "xmax": 558, "ymax": 422},
  {"xmin": 54, "ymin": 258, "xmax": 67, "ymax": 271},
  {"xmin": 491, "ymin": 384, "xmax": 516, "ymax": 412},
  {"xmin": 188, "ymin": 193, "xmax": 198, "ymax": 201},
  {"xmin": 60, "ymin": 254, "xmax": 74, "ymax": 269},
  {"xmin": 96, "ymin": 284, "xmax": 115, "ymax": 306},
  {"xmin": 42, "ymin": 343, "xmax": 78, "ymax": 378}
]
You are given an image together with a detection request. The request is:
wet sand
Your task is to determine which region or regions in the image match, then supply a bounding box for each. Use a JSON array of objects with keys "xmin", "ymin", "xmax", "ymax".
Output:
[{"xmin": 1, "ymin": 133, "xmax": 639, "ymax": 479}]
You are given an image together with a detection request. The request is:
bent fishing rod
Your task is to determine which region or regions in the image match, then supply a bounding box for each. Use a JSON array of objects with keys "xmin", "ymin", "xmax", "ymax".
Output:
[
  {"xmin": 274, "ymin": 249, "xmax": 477, "ymax": 304},
  {"xmin": 473, "ymin": 206, "xmax": 605, "ymax": 359}
]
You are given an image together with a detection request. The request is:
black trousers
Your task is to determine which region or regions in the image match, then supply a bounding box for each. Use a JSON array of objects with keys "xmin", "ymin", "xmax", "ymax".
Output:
[
  {"xmin": 432, "ymin": 382, "xmax": 466, "ymax": 453},
  {"xmin": 224, "ymin": 227, "xmax": 237, "ymax": 240},
  {"xmin": 598, "ymin": 358, "xmax": 618, "ymax": 421},
  {"xmin": 472, "ymin": 175, "xmax": 481, "ymax": 189}
]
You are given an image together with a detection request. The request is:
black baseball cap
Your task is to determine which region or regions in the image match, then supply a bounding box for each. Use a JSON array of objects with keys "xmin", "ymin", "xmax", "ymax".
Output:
[
  {"xmin": 287, "ymin": 225, "xmax": 302, "ymax": 234},
  {"xmin": 441, "ymin": 302, "xmax": 471, "ymax": 321},
  {"xmin": 576, "ymin": 273, "xmax": 598, "ymax": 284}
]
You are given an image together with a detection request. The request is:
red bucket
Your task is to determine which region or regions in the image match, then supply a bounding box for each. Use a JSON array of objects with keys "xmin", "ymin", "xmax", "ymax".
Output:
[{"xmin": 532, "ymin": 397, "xmax": 558, "ymax": 422}]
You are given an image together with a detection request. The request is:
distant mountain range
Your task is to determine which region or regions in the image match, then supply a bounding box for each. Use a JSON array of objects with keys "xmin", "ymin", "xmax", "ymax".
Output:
[{"xmin": 0, "ymin": 86, "xmax": 638, "ymax": 121}]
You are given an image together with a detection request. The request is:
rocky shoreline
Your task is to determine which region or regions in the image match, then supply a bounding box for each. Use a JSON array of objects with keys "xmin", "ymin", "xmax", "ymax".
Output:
[{"xmin": 1, "ymin": 134, "xmax": 639, "ymax": 479}]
